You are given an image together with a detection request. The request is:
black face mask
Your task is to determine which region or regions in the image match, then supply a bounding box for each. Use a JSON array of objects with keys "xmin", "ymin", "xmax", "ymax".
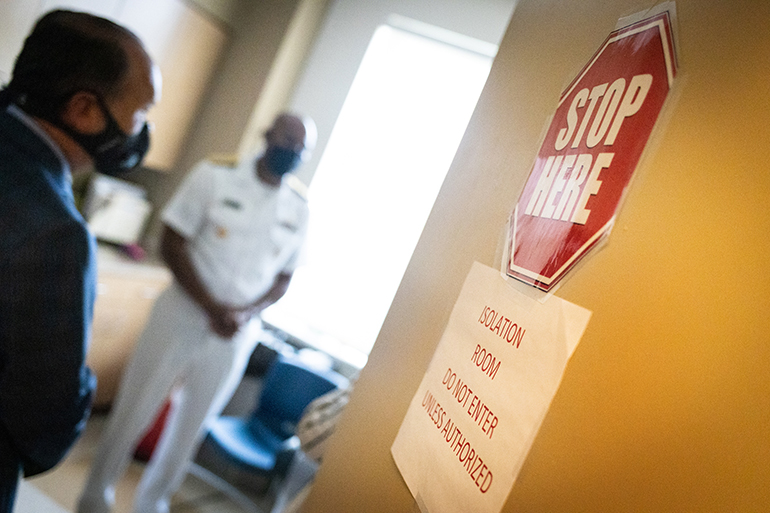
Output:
[
  {"xmin": 2, "ymin": 88, "xmax": 150, "ymax": 176},
  {"xmin": 264, "ymin": 145, "xmax": 302, "ymax": 177},
  {"xmin": 61, "ymin": 95, "xmax": 151, "ymax": 177}
]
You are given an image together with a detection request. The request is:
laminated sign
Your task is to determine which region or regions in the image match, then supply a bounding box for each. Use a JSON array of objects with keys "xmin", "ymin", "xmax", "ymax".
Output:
[
  {"xmin": 507, "ymin": 4, "xmax": 678, "ymax": 292},
  {"xmin": 391, "ymin": 262, "xmax": 591, "ymax": 513}
]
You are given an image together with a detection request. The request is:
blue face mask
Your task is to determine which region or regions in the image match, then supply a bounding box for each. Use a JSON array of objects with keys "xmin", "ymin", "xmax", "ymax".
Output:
[{"xmin": 264, "ymin": 145, "xmax": 302, "ymax": 177}]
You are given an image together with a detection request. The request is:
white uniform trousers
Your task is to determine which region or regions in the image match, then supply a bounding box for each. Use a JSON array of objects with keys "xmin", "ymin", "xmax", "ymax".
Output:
[{"xmin": 77, "ymin": 283, "xmax": 260, "ymax": 513}]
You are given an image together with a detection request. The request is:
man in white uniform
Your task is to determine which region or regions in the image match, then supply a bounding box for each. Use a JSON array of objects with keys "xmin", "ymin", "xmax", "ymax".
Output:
[{"xmin": 77, "ymin": 113, "xmax": 316, "ymax": 513}]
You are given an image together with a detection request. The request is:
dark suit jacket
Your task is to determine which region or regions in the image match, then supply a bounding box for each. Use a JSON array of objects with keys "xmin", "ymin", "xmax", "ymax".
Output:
[{"xmin": 0, "ymin": 105, "xmax": 96, "ymax": 477}]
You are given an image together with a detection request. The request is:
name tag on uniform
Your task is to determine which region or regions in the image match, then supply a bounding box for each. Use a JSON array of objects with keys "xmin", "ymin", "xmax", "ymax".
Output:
[{"xmin": 222, "ymin": 198, "xmax": 242, "ymax": 210}]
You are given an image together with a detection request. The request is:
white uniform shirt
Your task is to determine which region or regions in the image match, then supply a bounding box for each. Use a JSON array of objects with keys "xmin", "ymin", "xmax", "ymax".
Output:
[{"xmin": 162, "ymin": 158, "xmax": 308, "ymax": 306}]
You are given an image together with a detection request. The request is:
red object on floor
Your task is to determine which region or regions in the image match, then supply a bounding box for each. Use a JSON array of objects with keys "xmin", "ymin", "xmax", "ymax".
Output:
[{"xmin": 134, "ymin": 401, "xmax": 171, "ymax": 462}]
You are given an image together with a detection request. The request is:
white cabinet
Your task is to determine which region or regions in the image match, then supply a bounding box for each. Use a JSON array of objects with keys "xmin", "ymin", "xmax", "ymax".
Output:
[
  {"xmin": 0, "ymin": 0, "xmax": 229, "ymax": 171},
  {"xmin": 119, "ymin": 0, "xmax": 229, "ymax": 170}
]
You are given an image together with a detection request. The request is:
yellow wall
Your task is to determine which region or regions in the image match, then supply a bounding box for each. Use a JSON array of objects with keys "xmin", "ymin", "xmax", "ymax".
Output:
[{"xmin": 303, "ymin": 0, "xmax": 770, "ymax": 511}]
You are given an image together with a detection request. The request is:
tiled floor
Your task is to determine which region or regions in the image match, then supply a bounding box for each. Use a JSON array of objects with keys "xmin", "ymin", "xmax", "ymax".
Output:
[{"xmin": 24, "ymin": 413, "xmax": 276, "ymax": 513}]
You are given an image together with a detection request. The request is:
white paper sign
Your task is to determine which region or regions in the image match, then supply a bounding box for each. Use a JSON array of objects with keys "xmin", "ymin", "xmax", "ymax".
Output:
[{"xmin": 391, "ymin": 262, "xmax": 592, "ymax": 513}]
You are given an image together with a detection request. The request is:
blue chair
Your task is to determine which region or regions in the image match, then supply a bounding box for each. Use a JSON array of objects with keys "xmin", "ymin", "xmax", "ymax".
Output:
[{"xmin": 197, "ymin": 355, "xmax": 349, "ymax": 498}]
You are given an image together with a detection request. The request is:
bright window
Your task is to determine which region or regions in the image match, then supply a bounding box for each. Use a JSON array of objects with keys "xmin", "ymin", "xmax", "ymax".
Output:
[{"xmin": 262, "ymin": 20, "xmax": 494, "ymax": 368}]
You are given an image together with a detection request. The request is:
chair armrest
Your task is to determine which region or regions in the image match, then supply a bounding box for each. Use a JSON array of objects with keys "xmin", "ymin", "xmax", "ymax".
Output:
[
  {"xmin": 280, "ymin": 435, "xmax": 301, "ymax": 453},
  {"xmin": 274, "ymin": 436, "xmax": 301, "ymax": 476}
]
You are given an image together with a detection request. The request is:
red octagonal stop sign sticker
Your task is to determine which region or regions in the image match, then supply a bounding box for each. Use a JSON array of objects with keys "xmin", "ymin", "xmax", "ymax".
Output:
[{"xmin": 507, "ymin": 10, "xmax": 677, "ymax": 292}]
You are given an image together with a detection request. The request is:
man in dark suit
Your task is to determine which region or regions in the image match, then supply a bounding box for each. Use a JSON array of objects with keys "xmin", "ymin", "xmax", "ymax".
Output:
[{"xmin": 0, "ymin": 10, "xmax": 160, "ymax": 512}]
